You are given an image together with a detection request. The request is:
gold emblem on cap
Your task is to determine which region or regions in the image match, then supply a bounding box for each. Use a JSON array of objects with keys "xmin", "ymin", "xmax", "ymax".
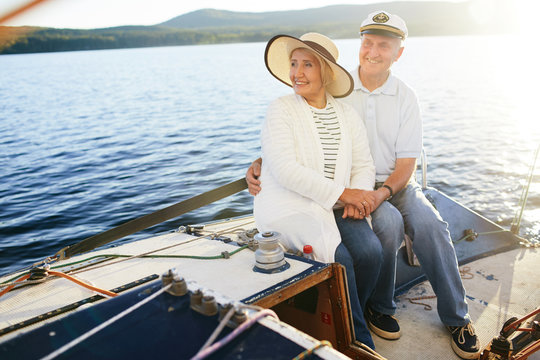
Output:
[{"xmin": 372, "ymin": 12, "xmax": 389, "ymax": 23}]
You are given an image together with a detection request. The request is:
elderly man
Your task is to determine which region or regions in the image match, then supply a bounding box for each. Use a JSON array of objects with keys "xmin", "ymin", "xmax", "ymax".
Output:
[{"xmin": 247, "ymin": 11, "xmax": 480, "ymax": 359}]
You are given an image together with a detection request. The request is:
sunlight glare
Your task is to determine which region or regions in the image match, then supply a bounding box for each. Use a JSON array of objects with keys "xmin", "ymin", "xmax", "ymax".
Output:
[{"xmin": 497, "ymin": 0, "xmax": 540, "ymax": 139}]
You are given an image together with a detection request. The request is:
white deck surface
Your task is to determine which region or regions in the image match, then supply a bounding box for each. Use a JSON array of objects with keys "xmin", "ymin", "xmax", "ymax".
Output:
[
  {"xmin": 2, "ymin": 214, "xmax": 538, "ymax": 359},
  {"xmin": 0, "ymin": 216, "xmax": 316, "ymax": 341},
  {"xmin": 373, "ymin": 247, "xmax": 540, "ymax": 360}
]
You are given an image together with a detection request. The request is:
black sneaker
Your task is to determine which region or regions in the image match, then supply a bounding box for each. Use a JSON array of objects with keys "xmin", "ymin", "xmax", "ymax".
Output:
[
  {"xmin": 365, "ymin": 306, "xmax": 401, "ymax": 340},
  {"xmin": 447, "ymin": 323, "xmax": 480, "ymax": 359}
]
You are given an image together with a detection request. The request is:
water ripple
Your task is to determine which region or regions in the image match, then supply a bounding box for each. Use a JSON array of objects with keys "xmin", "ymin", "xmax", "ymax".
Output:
[{"xmin": 0, "ymin": 37, "xmax": 538, "ymax": 275}]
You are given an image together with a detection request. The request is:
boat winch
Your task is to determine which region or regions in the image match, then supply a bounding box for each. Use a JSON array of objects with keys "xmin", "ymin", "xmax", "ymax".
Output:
[{"xmin": 252, "ymin": 231, "xmax": 290, "ymax": 274}]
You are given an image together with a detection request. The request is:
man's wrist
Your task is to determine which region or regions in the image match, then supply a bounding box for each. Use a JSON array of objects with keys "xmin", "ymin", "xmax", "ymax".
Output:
[{"xmin": 382, "ymin": 184, "xmax": 393, "ymax": 200}]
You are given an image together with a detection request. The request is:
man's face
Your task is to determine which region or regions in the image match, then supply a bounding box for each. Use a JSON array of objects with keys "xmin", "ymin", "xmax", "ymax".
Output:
[{"xmin": 359, "ymin": 33, "xmax": 404, "ymax": 76}]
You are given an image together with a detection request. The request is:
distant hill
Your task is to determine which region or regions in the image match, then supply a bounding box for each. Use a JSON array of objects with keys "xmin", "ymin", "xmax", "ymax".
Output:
[
  {"xmin": 0, "ymin": 1, "xmax": 516, "ymax": 55},
  {"xmin": 158, "ymin": 1, "xmax": 515, "ymax": 37}
]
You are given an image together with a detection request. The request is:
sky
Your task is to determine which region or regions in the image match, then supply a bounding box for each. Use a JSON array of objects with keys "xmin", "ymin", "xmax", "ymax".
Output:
[{"xmin": 0, "ymin": 0, "xmax": 470, "ymax": 29}]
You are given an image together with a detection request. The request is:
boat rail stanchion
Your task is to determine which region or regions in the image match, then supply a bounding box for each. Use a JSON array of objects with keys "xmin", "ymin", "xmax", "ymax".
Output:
[{"xmin": 421, "ymin": 148, "xmax": 428, "ymax": 189}]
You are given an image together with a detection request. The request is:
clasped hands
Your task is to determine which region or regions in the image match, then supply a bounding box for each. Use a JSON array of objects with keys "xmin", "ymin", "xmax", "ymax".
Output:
[
  {"xmin": 339, "ymin": 188, "xmax": 376, "ymax": 220},
  {"xmin": 246, "ymin": 159, "xmax": 377, "ymax": 220}
]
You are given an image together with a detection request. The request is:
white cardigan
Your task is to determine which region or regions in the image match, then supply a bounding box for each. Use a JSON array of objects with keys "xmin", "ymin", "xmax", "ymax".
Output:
[{"xmin": 254, "ymin": 94, "xmax": 375, "ymax": 262}]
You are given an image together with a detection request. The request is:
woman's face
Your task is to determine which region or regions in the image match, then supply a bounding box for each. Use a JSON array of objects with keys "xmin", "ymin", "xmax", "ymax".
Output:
[{"xmin": 289, "ymin": 48, "xmax": 325, "ymax": 107}]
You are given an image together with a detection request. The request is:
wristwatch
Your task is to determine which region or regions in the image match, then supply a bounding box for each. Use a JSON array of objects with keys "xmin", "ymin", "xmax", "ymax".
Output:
[{"xmin": 382, "ymin": 184, "xmax": 394, "ymax": 200}]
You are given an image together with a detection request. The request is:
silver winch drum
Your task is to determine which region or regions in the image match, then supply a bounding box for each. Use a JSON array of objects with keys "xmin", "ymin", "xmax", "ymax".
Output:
[{"xmin": 252, "ymin": 231, "xmax": 290, "ymax": 274}]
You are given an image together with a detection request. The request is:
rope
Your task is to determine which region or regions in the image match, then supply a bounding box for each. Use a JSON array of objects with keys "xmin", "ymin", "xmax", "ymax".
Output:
[
  {"xmin": 190, "ymin": 309, "xmax": 278, "ymax": 360},
  {"xmin": 452, "ymin": 229, "xmax": 508, "ymax": 244},
  {"xmin": 0, "ymin": 270, "xmax": 118, "ymax": 299},
  {"xmin": 292, "ymin": 340, "xmax": 333, "ymax": 360},
  {"xmin": 0, "ymin": 273, "xmax": 30, "ymax": 297},
  {"xmin": 193, "ymin": 303, "xmax": 266, "ymax": 357},
  {"xmin": 2, "ymin": 244, "xmax": 248, "ymax": 289},
  {"xmin": 406, "ymin": 295, "xmax": 436, "ymax": 311},
  {"xmin": 405, "ymin": 266, "xmax": 474, "ymax": 311},
  {"xmin": 40, "ymin": 283, "xmax": 172, "ymax": 360},
  {"xmin": 70, "ymin": 220, "xmax": 255, "ymax": 276},
  {"xmin": 1, "ymin": 257, "xmax": 57, "ymax": 286},
  {"xmin": 459, "ymin": 266, "xmax": 474, "ymax": 280},
  {"xmin": 0, "ymin": 222, "xmax": 253, "ymax": 295},
  {"xmin": 195, "ymin": 306, "xmax": 236, "ymax": 355},
  {"xmin": 47, "ymin": 271, "xmax": 117, "ymax": 298},
  {"xmin": 502, "ymin": 307, "xmax": 540, "ymax": 333}
]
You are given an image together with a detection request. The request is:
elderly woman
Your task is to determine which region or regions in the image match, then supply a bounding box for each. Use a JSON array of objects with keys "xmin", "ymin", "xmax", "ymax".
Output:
[{"xmin": 254, "ymin": 32, "xmax": 382, "ymax": 349}]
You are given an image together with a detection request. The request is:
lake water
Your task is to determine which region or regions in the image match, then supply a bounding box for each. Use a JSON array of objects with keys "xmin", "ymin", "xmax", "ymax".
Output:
[{"xmin": 1, "ymin": 35, "xmax": 539, "ymax": 275}]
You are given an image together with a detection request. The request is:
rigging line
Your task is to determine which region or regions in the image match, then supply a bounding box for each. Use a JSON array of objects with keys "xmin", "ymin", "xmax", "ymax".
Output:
[
  {"xmin": 0, "ymin": 271, "xmax": 119, "ymax": 298},
  {"xmin": 0, "ymin": 221, "xmax": 254, "ymax": 290},
  {"xmin": 40, "ymin": 283, "xmax": 172, "ymax": 360},
  {"xmin": 69, "ymin": 220, "xmax": 255, "ymax": 276},
  {"xmin": 0, "ymin": 273, "xmax": 30, "ymax": 297},
  {"xmin": 190, "ymin": 309, "xmax": 279, "ymax": 360},
  {"xmin": 503, "ymin": 308, "xmax": 540, "ymax": 333},
  {"xmin": 47, "ymin": 271, "xmax": 118, "ymax": 298},
  {"xmin": 1, "ymin": 238, "xmax": 251, "ymax": 288},
  {"xmin": 0, "ymin": 277, "xmax": 51, "ymax": 290},
  {"xmin": 0, "ymin": 256, "xmax": 57, "ymax": 285},
  {"xmin": 511, "ymin": 143, "xmax": 539, "ymax": 235},
  {"xmin": 192, "ymin": 305, "xmax": 265, "ymax": 356},
  {"xmin": 452, "ymin": 229, "xmax": 508, "ymax": 244},
  {"xmin": 196, "ymin": 305, "xmax": 236, "ymax": 355}
]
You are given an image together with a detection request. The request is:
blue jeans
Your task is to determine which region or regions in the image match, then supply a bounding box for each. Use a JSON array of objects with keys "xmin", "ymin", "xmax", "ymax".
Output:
[
  {"xmin": 369, "ymin": 181, "xmax": 470, "ymax": 326},
  {"xmin": 334, "ymin": 210, "xmax": 383, "ymax": 349}
]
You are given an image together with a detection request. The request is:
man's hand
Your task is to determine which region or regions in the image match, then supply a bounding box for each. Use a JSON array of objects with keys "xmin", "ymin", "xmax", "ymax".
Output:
[
  {"xmin": 246, "ymin": 158, "xmax": 262, "ymax": 195},
  {"xmin": 367, "ymin": 188, "xmax": 389, "ymax": 212}
]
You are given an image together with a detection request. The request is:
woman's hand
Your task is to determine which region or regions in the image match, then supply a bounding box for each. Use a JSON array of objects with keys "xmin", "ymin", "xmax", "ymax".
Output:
[
  {"xmin": 246, "ymin": 158, "xmax": 262, "ymax": 195},
  {"xmin": 342, "ymin": 204, "xmax": 364, "ymax": 219},
  {"xmin": 339, "ymin": 188, "xmax": 376, "ymax": 218}
]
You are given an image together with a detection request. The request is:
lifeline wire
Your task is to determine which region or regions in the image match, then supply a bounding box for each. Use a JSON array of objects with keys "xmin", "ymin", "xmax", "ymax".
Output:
[
  {"xmin": 511, "ymin": 143, "xmax": 539, "ymax": 235},
  {"xmin": 40, "ymin": 283, "xmax": 172, "ymax": 360},
  {"xmin": 194, "ymin": 303, "xmax": 265, "ymax": 356},
  {"xmin": 195, "ymin": 305, "xmax": 236, "ymax": 356},
  {"xmin": 190, "ymin": 309, "xmax": 278, "ymax": 360}
]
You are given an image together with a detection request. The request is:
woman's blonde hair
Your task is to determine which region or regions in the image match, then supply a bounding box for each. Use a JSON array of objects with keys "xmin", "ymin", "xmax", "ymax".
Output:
[{"xmin": 289, "ymin": 47, "xmax": 335, "ymax": 89}]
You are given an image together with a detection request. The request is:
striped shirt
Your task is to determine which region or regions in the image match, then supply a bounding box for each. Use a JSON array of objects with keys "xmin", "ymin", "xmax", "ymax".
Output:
[{"xmin": 310, "ymin": 103, "xmax": 341, "ymax": 180}]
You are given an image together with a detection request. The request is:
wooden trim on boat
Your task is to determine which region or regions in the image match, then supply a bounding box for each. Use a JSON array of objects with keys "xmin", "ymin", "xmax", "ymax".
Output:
[{"xmin": 253, "ymin": 263, "xmax": 386, "ymax": 360}]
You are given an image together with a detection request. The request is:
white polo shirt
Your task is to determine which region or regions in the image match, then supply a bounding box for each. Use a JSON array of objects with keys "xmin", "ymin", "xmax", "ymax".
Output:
[{"xmin": 342, "ymin": 66, "xmax": 423, "ymax": 183}]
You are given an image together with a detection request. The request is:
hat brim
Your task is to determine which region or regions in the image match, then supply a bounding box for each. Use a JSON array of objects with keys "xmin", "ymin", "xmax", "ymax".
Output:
[
  {"xmin": 360, "ymin": 24, "xmax": 405, "ymax": 39},
  {"xmin": 264, "ymin": 35, "xmax": 353, "ymax": 98}
]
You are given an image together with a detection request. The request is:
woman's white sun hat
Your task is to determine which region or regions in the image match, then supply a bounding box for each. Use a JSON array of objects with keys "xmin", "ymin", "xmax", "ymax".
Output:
[{"xmin": 264, "ymin": 32, "xmax": 354, "ymax": 98}]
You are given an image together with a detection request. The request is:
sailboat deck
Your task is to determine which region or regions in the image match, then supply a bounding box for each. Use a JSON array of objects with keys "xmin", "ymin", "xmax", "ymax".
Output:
[{"xmin": 374, "ymin": 247, "xmax": 540, "ymax": 359}]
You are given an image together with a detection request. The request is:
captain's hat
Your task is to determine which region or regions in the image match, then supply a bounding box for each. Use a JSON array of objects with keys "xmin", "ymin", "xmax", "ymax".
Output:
[{"xmin": 360, "ymin": 11, "xmax": 408, "ymax": 39}]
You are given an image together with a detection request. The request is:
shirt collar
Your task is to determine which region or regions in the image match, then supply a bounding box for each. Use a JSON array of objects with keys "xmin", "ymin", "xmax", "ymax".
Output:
[{"xmin": 351, "ymin": 66, "xmax": 398, "ymax": 95}]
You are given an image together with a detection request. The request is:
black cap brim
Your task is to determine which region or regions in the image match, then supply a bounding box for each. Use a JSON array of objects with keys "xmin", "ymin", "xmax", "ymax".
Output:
[{"xmin": 360, "ymin": 28, "xmax": 404, "ymax": 39}]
